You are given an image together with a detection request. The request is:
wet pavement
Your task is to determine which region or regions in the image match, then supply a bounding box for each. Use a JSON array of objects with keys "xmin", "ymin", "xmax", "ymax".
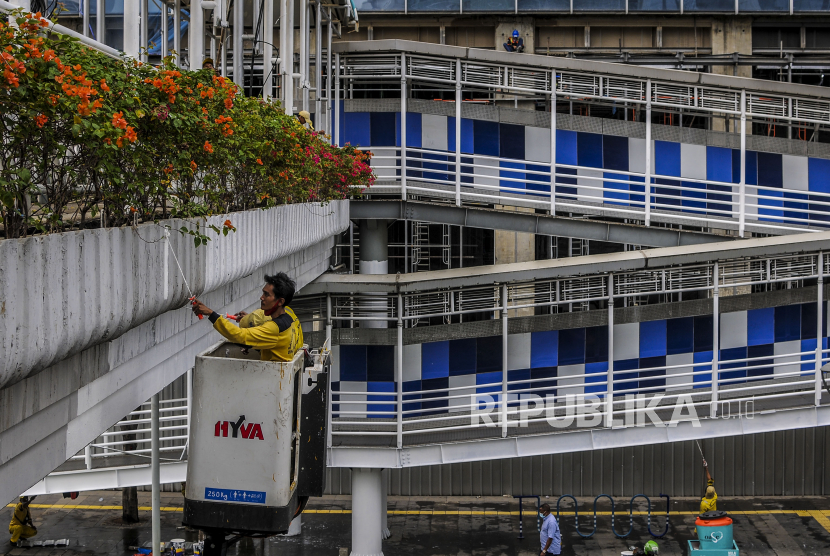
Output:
[{"xmin": 4, "ymin": 491, "xmax": 830, "ymax": 555}]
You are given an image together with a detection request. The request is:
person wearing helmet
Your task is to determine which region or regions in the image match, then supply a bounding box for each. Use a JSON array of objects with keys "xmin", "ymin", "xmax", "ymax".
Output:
[
  {"xmin": 700, "ymin": 458, "xmax": 717, "ymax": 514},
  {"xmin": 8, "ymin": 496, "xmax": 37, "ymax": 547},
  {"xmin": 504, "ymin": 29, "xmax": 525, "ymax": 53}
]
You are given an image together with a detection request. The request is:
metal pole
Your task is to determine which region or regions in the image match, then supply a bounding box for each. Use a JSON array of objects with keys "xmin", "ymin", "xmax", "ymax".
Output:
[
  {"xmin": 326, "ymin": 8, "xmax": 332, "ymax": 138},
  {"xmin": 299, "ymin": 0, "xmax": 308, "ymax": 112},
  {"xmin": 739, "ymin": 90, "xmax": 746, "ymax": 237},
  {"xmin": 817, "ymin": 252, "xmax": 824, "ymax": 407},
  {"xmin": 397, "ymin": 294, "xmax": 403, "ymax": 448},
  {"xmin": 140, "ymin": 0, "xmax": 148, "ymax": 62},
  {"xmin": 349, "ymin": 219, "xmax": 354, "ymax": 274},
  {"xmin": 334, "ymin": 51, "xmax": 340, "ymax": 143},
  {"xmin": 501, "ymin": 283, "xmax": 508, "ymax": 438},
  {"xmin": 151, "ymin": 393, "xmax": 161, "ymax": 556},
  {"xmin": 232, "ymin": 0, "xmax": 243, "ymax": 87},
  {"xmin": 83, "ymin": 0, "xmax": 90, "ymax": 37},
  {"xmin": 124, "ymin": 0, "xmax": 140, "ymax": 58},
  {"xmin": 459, "ymin": 225, "xmax": 463, "ymax": 268},
  {"xmin": 645, "ymin": 79, "xmax": 652, "ymax": 226},
  {"xmin": 284, "ymin": 0, "xmax": 294, "ymax": 114},
  {"xmin": 326, "ymin": 293, "xmax": 333, "ymax": 448},
  {"xmin": 96, "ymin": 0, "xmax": 105, "ymax": 43},
  {"xmin": 84, "ymin": 445, "xmax": 92, "ymax": 469},
  {"xmin": 262, "ymin": 0, "xmax": 273, "ymax": 98},
  {"xmin": 187, "ymin": 0, "xmax": 203, "ymax": 69},
  {"xmin": 186, "ymin": 367, "xmax": 193, "ymax": 437},
  {"xmin": 173, "ymin": 0, "xmax": 180, "ymax": 63},
  {"xmin": 401, "ymin": 52, "xmax": 407, "ymax": 201},
  {"xmin": 550, "ymin": 88, "xmax": 557, "ymax": 215},
  {"xmin": 315, "ymin": 0, "xmax": 321, "ymax": 125},
  {"xmin": 161, "ymin": 0, "xmax": 168, "ymax": 58},
  {"xmin": 455, "ymin": 58, "xmax": 462, "ymax": 207},
  {"xmin": 606, "ymin": 274, "xmax": 614, "ymax": 428},
  {"xmin": 711, "ymin": 262, "xmax": 719, "ymax": 418}
]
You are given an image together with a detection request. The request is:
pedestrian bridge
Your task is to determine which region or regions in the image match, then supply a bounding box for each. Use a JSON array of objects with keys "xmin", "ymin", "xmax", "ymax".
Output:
[{"xmin": 333, "ymin": 40, "xmax": 830, "ymax": 238}]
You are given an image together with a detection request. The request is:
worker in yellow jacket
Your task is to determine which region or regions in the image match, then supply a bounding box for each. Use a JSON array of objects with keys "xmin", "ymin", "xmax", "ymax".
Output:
[
  {"xmin": 700, "ymin": 458, "xmax": 717, "ymax": 514},
  {"xmin": 191, "ymin": 272, "xmax": 303, "ymax": 362},
  {"xmin": 9, "ymin": 496, "xmax": 37, "ymax": 546}
]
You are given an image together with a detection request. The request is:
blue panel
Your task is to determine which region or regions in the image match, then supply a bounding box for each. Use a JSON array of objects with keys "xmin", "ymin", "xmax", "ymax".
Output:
[
  {"xmin": 473, "ymin": 120, "xmax": 499, "ymax": 156},
  {"xmin": 681, "ymin": 180, "xmax": 707, "ymax": 214},
  {"xmin": 476, "ymin": 371, "xmax": 502, "ymax": 400},
  {"xmin": 500, "ymin": 161, "xmax": 526, "ymax": 193},
  {"xmin": 531, "ymin": 330, "xmax": 559, "ymax": 368},
  {"xmin": 604, "ymin": 172, "xmax": 633, "ymax": 206},
  {"xmin": 577, "ymin": 132, "xmax": 603, "ymax": 168},
  {"xmin": 526, "ymin": 163, "xmax": 552, "ymax": 196},
  {"xmin": 694, "ymin": 315, "xmax": 714, "ymax": 352},
  {"xmin": 343, "ymin": 112, "xmax": 371, "ymax": 147},
  {"xmin": 508, "ymin": 369, "xmax": 531, "ymax": 392},
  {"xmin": 340, "ymin": 345, "xmax": 367, "ymax": 381},
  {"xmin": 556, "ymin": 130, "xmax": 578, "ymax": 165},
  {"xmin": 667, "ymin": 317, "xmax": 694, "ymax": 355},
  {"xmin": 603, "ymin": 135, "xmax": 628, "ymax": 171},
  {"xmin": 739, "ymin": 0, "xmax": 788, "ymax": 11},
  {"xmin": 795, "ymin": 0, "xmax": 830, "ymax": 11},
  {"xmin": 693, "ymin": 351, "xmax": 713, "ymax": 388},
  {"xmin": 403, "ymin": 380, "xmax": 422, "ymax": 414},
  {"xmin": 367, "ymin": 382, "xmax": 396, "ymax": 417},
  {"xmin": 518, "ymin": 0, "xmax": 571, "ymax": 9},
  {"xmin": 500, "ymin": 123, "xmax": 525, "ymax": 160},
  {"xmin": 655, "ymin": 141, "xmax": 681, "ymax": 176},
  {"xmin": 614, "ymin": 358, "xmax": 640, "ymax": 395},
  {"xmin": 802, "ymin": 338, "xmax": 818, "ymax": 374},
  {"xmin": 477, "ymin": 336, "xmax": 503, "ymax": 373},
  {"xmin": 758, "ymin": 152, "xmax": 783, "ymax": 188},
  {"xmin": 460, "ymin": 118, "xmax": 475, "ymax": 154},
  {"xmin": 461, "ymin": 156, "xmax": 475, "ymax": 185},
  {"xmin": 575, "ymin": 0, "xmax": 625, "ymax": 10},
  {"xmin": 640, "ymin": 320, "xmax": 667, "ymax": 358},
  {"xmin": 629, "ymin": 0, "xmax": 680, "ymax": 9},
  {"xmin": 784, "ymin": 191, "xmax": 809, "ymax": 223},
  {"xmin": 585, "ymin": 361, "xmax": 608, "ymax": 395},
  {"xmin": 370, "ymin": 112, "xmax": 396, "ymax": 147},
  {"xmin": 746, "ymin": 344, "xmax": 774, "ymax": 379},
  {"xmin": 801, "ymin": 302, "xmax": 817, "ymax": 340},
  {"xmin": 707, "ymin": 146, "xmax": 733, "ymax": 216},
  {"xmin": 720, "ymin": 346, "xmax": 747, "ymax": 383},
  {"xmin": 449, "ymin": 338, "xmax": 476, "ymax": 376},
  {"xmin": 422, "ymin": 341, "xmax": 450, "ymax": 380},
  {"xmin": 367, "ymin": 345, "xmax": 395, "ymax": 381},
  {"xmin": 585, "ymin": 325, "xmax": 609, "ymax": 364},
  {"xmin": 409, "ymin": 0, "xmax": 458, "ymax": 10},
  {"xmin": 447, "ymin": 117, "xmax": 456, "ymax": 152},
  {"xmin": 685, "ymin": 0, "xmax": 732, "ymax": 10},
  {"xmin": 463, "ymin": 0, "xmax": 512, "ymax": 10},
  {"xmin": 353, "ymin": 0, "xmax": 405, "ymax": 10},
  {"xmin": 775, "ymin": 305, "xmax": 801, "ymax": 342},
  {"xmin": 420, "ymin": 377, "xmax": 449, "ymax": 414},
  {"xmin": 747, "ymin": 308, "xmax": 774, "ymax": 346},
  {"xmin": 530, "ymin": 366, "xmax": 558, "ymax": 398},
  {"xmin": 639, "ymin": 356, "xmax": 666, "ymax": 392},
  {"xmin": 556, "ymin": 167, "xmax": 578, "ymax": 198},
  {"xmin": 559, "ymin": 328, "xmax": 586, "ymax": 365},
  {"xmin": 809, "ymin": 158, "xmax": 830, "ymax": 193}
]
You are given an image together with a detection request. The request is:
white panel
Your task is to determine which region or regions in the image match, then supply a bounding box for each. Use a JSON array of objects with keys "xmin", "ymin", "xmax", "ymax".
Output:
[
  {"xmin": 746, "ymin": 186, "xmax": 759, "ymax": 217},
  {"xmin": 774, "ymin": 339, "xmax": 802, "ymax": 376},
  {"xmin": 720, "ymin": 311, "xmax": 747, "ymax": 350},
  {"xmin": 628, "ymin": 138, "xmax": 654, "ymax": 175},
  {"xmin": 339, "ymin": 381, "xmax": 368, "ymax": 417},
  {"xmin": 577, "ymin": 168, "xmax": 603, "ymax": 199},
  {"xmin": 370, "ymin": 147, "xmax": 399, "ymax": 179},
  {"xmin": 508, "ymin": 333, "xmax": 531, "ymax": 370},
  {"xmin": 558, "ymin": 364, "xmax": 585, "ymax": 397},
  {"xmin": 449, "ymin": 374, "xmax": 477, "ymax": 413},
  {"xmin": 401, "ymin": 344, "xmax": 421, "ymax": 383},
  {"xmin": 614, "ymin": 323, "xmax": 640, "ymax": 361},
  {"xmin": 421, "ymin": 114, "xmax": 448, "ymax": 152},
  {"xmin": 680, "ymin": 143, "xmax": 707, "ymax": 180},
  {"xmin": 473, "ymin": 155, "xmax": 500, "ymax": 189},
  {"xmin": 782, "ymin": 155, "xmax": 809, "ymax": 192},
  {"xmin": 525, "ymin": 126, "xmax": 551, "ymax": 163},
  {"xmin": 666, "ymin": 353, "xmax": 694, "ymax": 391},
  {"xmin": 331, "ymin": 345, "xmax": 340, "ymax": 382}
]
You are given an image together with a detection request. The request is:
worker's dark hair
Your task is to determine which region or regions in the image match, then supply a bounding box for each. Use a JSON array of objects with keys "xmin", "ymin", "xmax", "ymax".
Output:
[
  {"xmin": 264, "ymin": 272, "xmax": 295, "ymax": 306},
  {"xmin": 540, "ymin": 503, "xmax": 551, "ymax": 513}
]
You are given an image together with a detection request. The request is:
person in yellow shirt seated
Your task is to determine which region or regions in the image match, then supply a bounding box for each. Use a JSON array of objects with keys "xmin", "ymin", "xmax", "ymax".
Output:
[
  {"xmin": 9, "ymin": 496, "xmax": 37, "ymax": 546},
  {"xmin": 700, "ymin": 458, "xmax": 717, "ymax": 514},
  {"xmin": 191, "ymin": 272, "xmax": 303, "ymax": 362}
]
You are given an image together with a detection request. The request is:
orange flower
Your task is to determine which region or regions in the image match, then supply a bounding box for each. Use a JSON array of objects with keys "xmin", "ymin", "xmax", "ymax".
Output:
[
  {"xmin": 190, "ymin": 161, "xmax": 197, "ymax": 170},
  {"xmin": 125, "ymin": 126, "xmax": 137, "ymax": 142},
  {"xmin": 111, "ymin": 111, "xmax": 127, "ymax": 130},
  {"xmin": 34, "ymin": 114, "xmax": 48, "ymax": 128},
  {"xmin": 256, "ymin": 158, "xmax": 263, "ymax": 165},
  {"xmin": 203, "ymin": 141, "xmax": 213, "ymax": 154},
  {"xmin": 223, "ymin": 219, "xmax": 235, "ymax": 230},
  {"xmin": 130, "ymin": 206, "xmax": 137, "ymax": 213},
  {"xmin": 116, "ymin": 137, "xmax": 124, "ymax": 148},
  {"xmin": 224, "ymin": 98, "xmax": 233, "ymax": 109}
]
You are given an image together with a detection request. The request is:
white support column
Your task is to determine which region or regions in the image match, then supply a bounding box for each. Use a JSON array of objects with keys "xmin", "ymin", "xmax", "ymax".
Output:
[
  {"xmin": 711, "ymin": 262, "xmax": 719, "ymax": 419},
  {"xmin": 501, "ymin": 283, "xmax": 509, "ymax": 438},
  {"xmin": 606, "ymin": 274, "xmax": 614, "ymax": 428},
  {"xmin": 396, "ymin": 294, "xmax": 403, "ymax": 449},
  {"xmin": 381, "ymin": 469, "xmax": 390, "ymax": 539},
  {"xmin": 455, "ymin": 58, "xmax": 462, "ymax": 207},
  {"xmin": 351, "ymin": 468, "xmax": 384, "ymax": 556},
  {"xmin": 279, "ymin": 0, "xmax": 287, "ymax": 102},
  {"xmin": 140, "ymin": 0, "xmax": 148, "ymax": 62},
  {"xmin": 326, "ymin": 293, "xmax": 333, "ymax": 449},
  {"xmin": 300, "ymin": 0, "xmax": 308, "ymax": 112},
  {"xmin": 550, "ymin": 88, "xmax": 557, "ymax": 215},
  {"xmin": 151, "ymin": 393, "xmax": 160, "ymax": 556},
  {"xmin": 84, "ymin": 445, "xmax": 92, "ymax": 470},
  {"xmin": 173, "ymin": 0, "xmax": 180, "ymax": 63},
  {"xmin": 187, "ymin": 0, "xmax": 203, "ymax": 69},
  {"xmin": 83, "ymin": 0, "xmax": 90, "ymax": 36},
  {"xmin": 644, "ymin": 79, "xmax": 652, "ymax": 226},
  {"xmin": 283, "ymin": 0, "xmax": 294, "ymax": 114},
  {"xmin": 817, "ymin": 252, "xmax": 824, "ymax": 407},
  {"xmin": 161, "ymin": 0, "xmax": 168, "ymax": 57},
  {"xmin": 123, "ymin": 0, "xmax": 140, "ymax": 58},
  {"xmin": 739, "ymin": 90, "xmax": 747, "ymax": 237},
  {"xmin": 334, "ymin": 52, "xmax": 340, "ymax": 144},
  {"xmin": 96, "ymin": 0, "xmax": 105, "ymax": 44},
  {"xmin": 315, "ymin": 0, "xmax": 322, "ymax": 124},
  {"xmin": 262, "ymin": 0, "xmax": 273, "ymax": 98},
  {"xmin": 401, "ymin": 53, "xmax": 407, "ymax": 201},
  {"xmin": 186, "ymin": 367, "xmax": 193, "ymax": 438},
  {"xmin": 326, "ymin": 8, "xmax": 332, "ymax": 138},
  {"xmin": 232, "ymin": 0, "xmax": 243, "ymax": 87}
]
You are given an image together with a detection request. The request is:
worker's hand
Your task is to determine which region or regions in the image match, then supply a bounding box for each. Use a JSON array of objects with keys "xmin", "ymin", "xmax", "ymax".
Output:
[
  {"xmin": 234, "ymin": 311, "xmax": 248, "ymax": 319},
  {"xmin": 191, "ymin": 299, "xmax": 213, "ymax": 316},
  {"xmin": 702, "ymin": 459, "xmax": 708, "ymax": 468}
]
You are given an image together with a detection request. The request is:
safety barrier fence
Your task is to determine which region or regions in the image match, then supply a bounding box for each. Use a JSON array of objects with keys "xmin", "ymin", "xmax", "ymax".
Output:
[
  {"xmin": 333, "ymin": 47, "xmax": 830, "ymax": 236},
  {"xmin": 304, "ymin": 248, "xmax": 830, "ymax": 447}
]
